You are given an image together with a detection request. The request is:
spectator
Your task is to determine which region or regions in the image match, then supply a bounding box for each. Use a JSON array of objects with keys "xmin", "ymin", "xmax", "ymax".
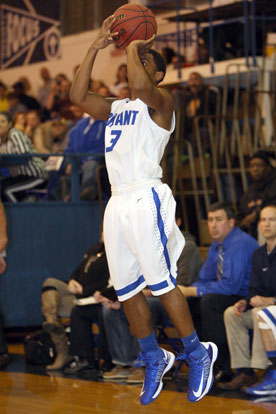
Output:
[
  {"xmin": 0, "ymin": 201, "xmax": 11, "ymax": 369},
  {"xmin": 96, "ymin": 85, "xmax": 111, "ymax": 98},
  {"xmin": 118, "ymin": 86, "xmax": 131, "ymax": 100},
  {"xmin": 37, "ymin": 67, "xmax": 53, "ymax": 109},
  {"xmin": 17, "ymin": 76, "xmax": 32, "ymax": 94},
  {"xmin": 7, "ymin": 92, "xmax": 28, "ymax": 118},
  {"xmin": 64, "ymin": 286, "xmax": 115, "ymax": 377},
  {"xmin": 109, "ymin": 63, "xmax": 128, "ymax": 97},
  {"xmin": 218, "ymin": 205, "xmax": 276, "ymax": 391},
  {"xmin": 41, "ymin": 230, "xmax": 113, "ymax": 373},
  {"xmin": 46, "ymin": 74, "xmax": 73, "ymax": 120},
  {"xmin": 12, "ymin": 81, "xmax": 41, "ymax": 111},
  {"xmin": 181, "ymin": 72, "xmax": 217, "ymax": 152},
  {"xmin": 161, "ymin": 47, "xmax": 177, "ymax": 70},
  {"xmin": 44, "ymin": 119, "xmax": 70, "ymax": 154},
  {"xmin": 89, "ymin": 79, "xmax": 105, "ymax": 93},
  {"xmin": 179, "ymin": 202, "xmax": 259, "ymax": 383},
  {"xmin": 0, "ymin": 111, "xmax": 48, "ymax": 202},
  {"xmin": 63, "ymin": 115, "xmax": 106, "ymax": 201},
  {"xmin": 25, "ymin": 110, "xmax": 50, "ymax": 154},
  {"xmin": 237, "ymin": 151, "xmax": 276, "ymax": 239},
  {"xmin": 14, "ymin": 112, "xmax": 26, "ymax": 132},
  {"xmin": 0, "ymin": 81, "xmax": 8, "ymax": 112}
]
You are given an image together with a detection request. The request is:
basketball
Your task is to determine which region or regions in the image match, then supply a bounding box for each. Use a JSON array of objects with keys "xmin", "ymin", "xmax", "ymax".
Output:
[{"xmin": 110, "ymin": 3, "xmax": 157, "ymax": 49}]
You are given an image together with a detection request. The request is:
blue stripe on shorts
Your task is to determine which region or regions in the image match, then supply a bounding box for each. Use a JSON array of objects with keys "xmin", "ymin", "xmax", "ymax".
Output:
[
  {"xmin": 115, "ymin": 275, "xmax": 145, "ymax": 297},
  {"xmin": 152, "ymin": 187, "xmax": 176, "ymax": 288}
]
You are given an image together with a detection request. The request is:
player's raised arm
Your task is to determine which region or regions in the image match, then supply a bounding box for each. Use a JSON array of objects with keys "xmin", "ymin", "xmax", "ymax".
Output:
[
  {"xmin": 126, "ymin": 36, "xmax": 174, "ymax": 130},
  {"xmin": 70, "ymin": 16, "xmax": 118, "ymax": 121}
]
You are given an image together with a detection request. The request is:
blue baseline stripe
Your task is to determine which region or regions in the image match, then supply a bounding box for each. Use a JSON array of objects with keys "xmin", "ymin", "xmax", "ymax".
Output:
[
  {"xmin": 262, "ymin": 308, "xmax": 276, "ymax": 326},
  {"xmin": 116, "ymin": 275, "xmax": 145, "ymax": 296},
  {"xmin": 152, "ymin": 188, "xmax": 171, "ymax": 273}
]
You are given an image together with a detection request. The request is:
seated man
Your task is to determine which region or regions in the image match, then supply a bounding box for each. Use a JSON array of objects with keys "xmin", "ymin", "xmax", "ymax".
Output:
[
  {"xmin": 102, "ymin": 227, "xmax": 203, "ymax": 382},
  {"xmin": 179, "ymin": 202, "xmax": 259, "ymax": 382},
  {"xmin": 237, "ymin": 151, "xmax": 276, "ymax": 239},
  {"xmin": 64, "ymin": 285, "xmax": 116, "ymax": 377},
  {"xmin": 41, "ymin": 229, "xmax": 111, "ymax": 371},
  {"xmin": 218, "ymin": 205, "xmax": 276, "ymax": 391}
]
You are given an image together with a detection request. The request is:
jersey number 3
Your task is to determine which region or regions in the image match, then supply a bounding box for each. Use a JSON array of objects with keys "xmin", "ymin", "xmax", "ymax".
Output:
[{"xmin": 106, "ymin": 130, "xmax": 122, "ymax": 153}]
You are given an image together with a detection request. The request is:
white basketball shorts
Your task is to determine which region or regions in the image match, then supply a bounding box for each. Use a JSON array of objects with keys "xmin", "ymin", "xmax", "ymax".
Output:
[{"xmin": 103, "ymin": 180, "xmax": 185, "ymax": 302}]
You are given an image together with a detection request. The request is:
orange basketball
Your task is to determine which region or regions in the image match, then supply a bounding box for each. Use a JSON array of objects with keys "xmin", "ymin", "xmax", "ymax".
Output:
[{"xmin": 110, "ymin": 3, "xmax": 157, "ymax": 49}]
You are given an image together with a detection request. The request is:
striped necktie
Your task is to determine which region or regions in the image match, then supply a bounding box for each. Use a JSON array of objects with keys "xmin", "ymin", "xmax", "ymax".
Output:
[{"xmin": 217, "ymin": 244, "xmax": 224, "ymax": 280}]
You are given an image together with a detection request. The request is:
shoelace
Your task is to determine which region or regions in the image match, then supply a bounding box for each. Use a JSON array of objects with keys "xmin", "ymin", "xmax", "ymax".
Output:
[
  {"xmin": 176, "ymin": 352, "xmax": 205, "ymax": 385},
  {"xmin": 134, "ymin": 353, "xmax": 166, "ymax": 384}
]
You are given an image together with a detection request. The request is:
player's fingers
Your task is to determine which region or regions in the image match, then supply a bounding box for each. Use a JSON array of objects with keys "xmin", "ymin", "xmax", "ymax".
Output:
[
  {"xmin": 103, "ymin": 15, "xmax": 115, "ymax": 28},
  {"xmin": 147, "ymin": 34, "xmax": 156, "ymax": 43}
]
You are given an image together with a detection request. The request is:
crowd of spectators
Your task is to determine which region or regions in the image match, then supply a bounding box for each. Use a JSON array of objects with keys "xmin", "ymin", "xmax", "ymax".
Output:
[{"xmin": 0, "ymin": 64, "xmax": 131, "ymax": 203}]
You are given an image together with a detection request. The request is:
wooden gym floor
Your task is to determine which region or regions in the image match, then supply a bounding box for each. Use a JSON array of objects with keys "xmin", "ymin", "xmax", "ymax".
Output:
[{"xmin": 0, "ymin": 344, "xmax": 275, "ymax": 414}]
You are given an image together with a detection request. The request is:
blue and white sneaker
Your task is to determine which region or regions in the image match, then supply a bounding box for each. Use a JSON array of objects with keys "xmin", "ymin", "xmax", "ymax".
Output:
[
  {"xmin": 135, "ymin": 348, "xmax": 175, "ymax": 405},
  {"xmin": 244, "ymin": 370, "xmax": 276, "ymax": 396},
  {"xmin": 177, "ymin": 341, "xmax": 218, "ymax": 402}
]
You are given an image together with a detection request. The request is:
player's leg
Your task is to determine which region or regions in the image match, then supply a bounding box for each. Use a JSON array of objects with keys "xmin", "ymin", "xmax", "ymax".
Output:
[
  {"xmin": 244, "ymin": 306, "xmax": 276, "ymax": 396},
  {"xmin": 104, "ymin": 194, "xmax": 174, "ymax": 405},
  {"xmin": 122, "ymin": 291, "xmax": 175, "ymax": 405},
  {"xmin": 159, "ymin": 287, "xmax": 218, "ymax": 402},
  {"xmin": 134, "ymin": 184, "xmax": 217, "ymax": 402}
]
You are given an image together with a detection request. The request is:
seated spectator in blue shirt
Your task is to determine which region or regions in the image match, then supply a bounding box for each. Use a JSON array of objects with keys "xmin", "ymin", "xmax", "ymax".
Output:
[
  {"xmin": 63, "ymin": 114, "xmax": 106, "ymax": 200},
  {"xmin": 180, "ymin": 202, "xmax": 259, "ymax": 383}
]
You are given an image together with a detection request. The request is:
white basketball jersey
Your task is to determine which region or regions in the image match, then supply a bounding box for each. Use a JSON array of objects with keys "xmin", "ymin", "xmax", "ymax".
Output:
[{"xmin": 105, "ymin": 98, "xmax": 175, "ymax": 186}]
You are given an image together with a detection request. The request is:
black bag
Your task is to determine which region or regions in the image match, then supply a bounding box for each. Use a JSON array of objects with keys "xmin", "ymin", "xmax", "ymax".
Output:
[{"xmin": 24, "ymin": 330, "xmax": 57, "ymax": 365}]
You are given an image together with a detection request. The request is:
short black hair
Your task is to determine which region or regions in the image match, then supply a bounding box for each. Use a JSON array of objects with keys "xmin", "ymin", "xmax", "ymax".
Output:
[
  {"xmin": 250, "ymin": 151, "xmax": 273, "ymax": 167},
  {"xmin": 149, "ymin": 49, "xmax": 166, "ymax": 83},
  {"xmin": 208, "ymin": 202, "xmax": 236, "ymax": 220}
]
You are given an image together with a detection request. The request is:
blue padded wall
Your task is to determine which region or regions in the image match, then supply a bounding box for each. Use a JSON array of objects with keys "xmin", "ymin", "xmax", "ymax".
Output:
[{"xmin": 0, "ymin": 202, "xmax": 102, "ymax": 327}]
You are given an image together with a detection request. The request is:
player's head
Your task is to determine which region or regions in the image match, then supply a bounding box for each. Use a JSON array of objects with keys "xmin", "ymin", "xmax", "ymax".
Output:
[
  {"xmin": 141, "ymin": 49, "xmax": 166, "ymax": 85},
  {"xmin": 207, "ymin": 202, "xmax": 236, "ymax": 243}
]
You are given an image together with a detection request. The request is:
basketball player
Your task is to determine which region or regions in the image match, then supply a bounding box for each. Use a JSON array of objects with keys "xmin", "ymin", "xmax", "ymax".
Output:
[{"xmin": 70, "ymin": 15, "xmax": 217, "ymax": 405}]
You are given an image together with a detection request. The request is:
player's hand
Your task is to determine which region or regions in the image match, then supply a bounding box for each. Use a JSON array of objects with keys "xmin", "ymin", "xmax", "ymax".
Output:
[
  {"xmin": 233, "ymin": 299, "xmax": 247, "ymax": 317},
  {"xmin": 92, "ymin": 15, "xmax": 118, "ymax": 49},
  {"xmin": 68, "ymin": 279, "xmax": 83, "ymax": 294},
  {"xmin": 127, "ymin": 34, "xmax": 156, "ymax": 56},
  {"xmin": 0, "ymin": 258, "xmax": 7, "ymax": 274}
]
